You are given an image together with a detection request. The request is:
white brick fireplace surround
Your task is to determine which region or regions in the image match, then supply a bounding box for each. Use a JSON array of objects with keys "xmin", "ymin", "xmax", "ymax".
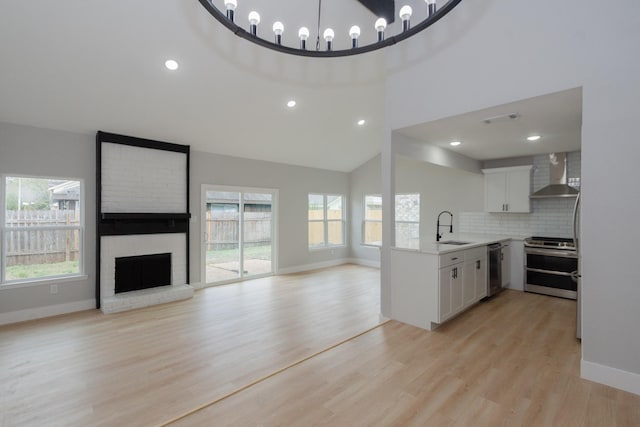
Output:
[{"xmin": 100, "ymin": 233, "xmax": 193, "ymax": 314}]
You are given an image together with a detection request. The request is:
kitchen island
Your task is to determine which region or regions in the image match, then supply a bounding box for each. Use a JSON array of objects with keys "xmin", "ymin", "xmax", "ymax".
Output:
[{"xmin": 390, "ymin": 234, "xmax": 518, "ymax": 331}]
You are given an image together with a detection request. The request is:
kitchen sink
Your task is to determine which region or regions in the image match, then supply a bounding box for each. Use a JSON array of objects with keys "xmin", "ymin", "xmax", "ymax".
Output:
[{"xmin": 438, "ymin": 240, "xmax": 472, "ymax": 245}]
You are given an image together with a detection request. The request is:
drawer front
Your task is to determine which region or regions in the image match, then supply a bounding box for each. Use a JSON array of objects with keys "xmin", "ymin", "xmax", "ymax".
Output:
[
  {"xmin": 464, "ymin": 246, "xmax": 486, "ymax": 261},
  {"xmin": 440, "ymin": 252, "xmax": 463, "ymax": 268}
]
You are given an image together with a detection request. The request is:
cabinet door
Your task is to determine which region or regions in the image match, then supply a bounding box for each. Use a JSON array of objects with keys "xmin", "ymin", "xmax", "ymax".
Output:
[
  {"xmin": 485, "ymin": 172, "xmax": 506, "ymax": 212},
  {"xmin": 475, "ymin": 256, "xmax": 487, "ymax": 300},
  {"xmin": 451, "ymin": 265, "xmax": 463, "ymax": 314},
  {"xmin": 501, "ymin": 246, "xmax": 511, "ymax": 288},
  {"xmin": 439, "ymin": 264, "xmax": 463, "ymax": 322},
  {"xmin": 506, "ymin": 169, "xmax": 531, "ymax": 212},
  {"xmin": 439, "ymin": 266, "xmax": 453, "ymax": 322},
  {"xmin": 463, "ymin": 261, "xmax": 476, "ymax": 307}
]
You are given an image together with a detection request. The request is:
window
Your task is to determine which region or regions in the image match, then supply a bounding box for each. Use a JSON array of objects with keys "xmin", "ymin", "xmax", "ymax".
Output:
[
  {"xmin": 308, "ymin": 194, "xmax": 345, "ymax": 248},
  {"xmin": 395, "ymin": 193, "xmax": 420, "ymax": 249},
  {"xmin": 1, "ymin": 176, "xmax": 83, "ymax": 284},
  {"xmin": 363, "ymin": 195, "xmax": 382, "ymax": 246}
]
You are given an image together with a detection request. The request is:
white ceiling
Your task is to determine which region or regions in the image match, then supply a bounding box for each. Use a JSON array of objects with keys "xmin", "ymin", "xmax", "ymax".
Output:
[
  {"xmin": 396, "ymin": 87, "xmax": 583, "ymax": 161},
  {"xmin": 0, "ymin": 1, "xmax": 582, "ymax": 171}
]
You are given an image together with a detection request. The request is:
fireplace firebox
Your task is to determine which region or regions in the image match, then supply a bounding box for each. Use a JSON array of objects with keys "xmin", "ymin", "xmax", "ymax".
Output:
[{"xmin": 115, "ymin": 253, "xmax": 171, "ymax": 294}]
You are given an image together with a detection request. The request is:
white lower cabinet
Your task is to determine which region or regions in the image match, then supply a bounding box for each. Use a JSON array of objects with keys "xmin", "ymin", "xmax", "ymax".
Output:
[
  {"xmin": 438, "ymin": 262, "xmax": 463, "ymax": 322},
  {"xmin": 439, "ymin": 247, "xmax": 487, "ymax": 323}
]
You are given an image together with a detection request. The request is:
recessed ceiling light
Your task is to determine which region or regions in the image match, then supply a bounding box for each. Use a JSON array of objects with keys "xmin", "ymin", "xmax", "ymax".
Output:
[
  {"xmin": 527, "ymin": 135, "xmax": 541, "ymax": 141},
  {"xmin": 165, "ymin": 59, "xmax": 179, "ymax": 71},
  {"xmin": 449, "ymin": 141, "xmax": 461, "ymax": 146},
  {"xmin": 357, "ymin": 119, "xmax": 366, "ymax": 126},
  {"xmin": 286, "ymin": 100, "xmax": 296, "ymax": 108}
]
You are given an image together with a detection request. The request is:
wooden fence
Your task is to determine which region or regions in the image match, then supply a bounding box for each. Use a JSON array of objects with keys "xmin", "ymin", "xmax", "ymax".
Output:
[
  {"xmin": 205, "ymin": 211, "xmax": 271, "ymax": 250},
  {"xmin": 4, "ymin": 210, "xmax": 80, "ymax": 266}
]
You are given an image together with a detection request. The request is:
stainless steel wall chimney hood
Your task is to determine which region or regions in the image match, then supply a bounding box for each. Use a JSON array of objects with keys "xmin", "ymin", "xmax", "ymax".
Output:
[{"xmin": 530, "ymin": 153, "xmax": 579, "ymax": 198}]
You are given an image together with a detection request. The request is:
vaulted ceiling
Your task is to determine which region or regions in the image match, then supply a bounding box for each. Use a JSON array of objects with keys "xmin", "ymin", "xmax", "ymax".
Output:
[{"xmin": 0, "ymin": 1, "xmax": 581, "ymax": 172}]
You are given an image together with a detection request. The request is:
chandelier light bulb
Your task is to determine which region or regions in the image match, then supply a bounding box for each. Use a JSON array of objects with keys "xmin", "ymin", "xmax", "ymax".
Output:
[
  {"xmin": 399, "ymin": 5, "xmax": 412, "ymax": 31},
  {"xmin": 273, "ymin": 21, "xmax": 284, "ymax": 45},
  {"xmin": 248, "ymin": 11, "xmax": 260, "ymax": 36},
  {"xmin": 273, "ymin": 21, "xmax": 284, "ymax": 35},
  {"xmin": 323, "ymin": 28, "xmax": 335, "ymax": 51},
  {"xmin": 426, "ymin": 0, "xmax": 437, "ymax": 17},
  {"xmin": 298, "ymin": 27, "xmax": 310, "ymax": 49},
  {"xmin": 375, "ymin": 18, "xmax": 387, "ymax": 42},
  {"xmin": 224, "ymin": 0, "xmax": 237, "ymax": 21},
  {"xmin": 349, "ymin": 25, "xmax": 361, "ymax": 48}
]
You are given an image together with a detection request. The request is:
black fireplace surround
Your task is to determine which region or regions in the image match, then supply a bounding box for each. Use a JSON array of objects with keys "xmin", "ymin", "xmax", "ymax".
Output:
[{"xmin": 96, "ymin": 131, "xmax": 190, "ymax": 308}]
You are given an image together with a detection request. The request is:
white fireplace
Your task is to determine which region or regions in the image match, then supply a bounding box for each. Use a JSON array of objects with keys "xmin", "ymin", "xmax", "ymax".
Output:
[{"xmin": 100, "ymin": 233, "xmax": 193, "ymax": 314}]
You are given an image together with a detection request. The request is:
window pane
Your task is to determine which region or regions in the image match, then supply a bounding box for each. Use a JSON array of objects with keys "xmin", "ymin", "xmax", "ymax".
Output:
[
  {"xmin": 308, "ymin": 222, "xmax": 325, "ymax": 247},
  {"xmin": 327, "ymin": 221, "xmax": 343, "ymax": 245},
  {"xmin": 395, "ymin": 223, "xmax": 419, "ymax": 250},
  {"xmin": 364, "ymin": 195, "xmax": 382, "ymax": 220},
  {"xmin": 5, "ymin": 229, "xmax": 80, "ymax": 281},
  {"xmin": 327, "ymin": 195, "xmax": 342, "ymax": 220},
  {"xmin": 395, "ymin": 194, "xmax": 420, "ymax": 222},
  {"xmin": 308, "ymin": 194, "xmax": 324, "ymax": 220},
  {"xmin": 5, "ymin": 178, "xmax": 81, "ymax": 226},
  {"xmin": 364, "ymin": 221, "xmax": 382, "ymax": 246}
]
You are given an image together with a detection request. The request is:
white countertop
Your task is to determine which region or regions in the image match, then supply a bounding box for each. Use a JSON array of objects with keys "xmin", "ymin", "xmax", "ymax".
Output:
[{"xmin": 392, "ymin": 233, "xmax": 526, "ymax": 255}]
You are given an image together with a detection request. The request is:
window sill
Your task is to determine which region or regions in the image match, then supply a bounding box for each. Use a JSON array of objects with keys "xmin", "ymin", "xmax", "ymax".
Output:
[{"xmin": 0, "ymin": 274, "xmax": 89, "ymax": 290}]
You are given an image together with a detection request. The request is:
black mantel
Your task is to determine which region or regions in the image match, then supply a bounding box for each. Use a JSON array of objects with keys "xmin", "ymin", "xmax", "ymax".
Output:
[{"xmin": 99, "ymin": 213, "xmax": 191, "ymax": 236}]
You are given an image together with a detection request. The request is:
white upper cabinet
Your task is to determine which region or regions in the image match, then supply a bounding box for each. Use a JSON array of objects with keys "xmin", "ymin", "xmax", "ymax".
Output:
[{"xmin": 482, "ymin": 166, "xmax": 532, "ymax": 213}]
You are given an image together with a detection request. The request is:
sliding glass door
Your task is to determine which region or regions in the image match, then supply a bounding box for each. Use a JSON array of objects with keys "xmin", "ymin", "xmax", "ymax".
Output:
[{"xmin": 202, "ymin": 186, "xmax": 276, "ymax": 285}]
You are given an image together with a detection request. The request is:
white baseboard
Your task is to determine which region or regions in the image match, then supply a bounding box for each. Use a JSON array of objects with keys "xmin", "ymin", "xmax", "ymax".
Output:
[
  {"xmin": 278, "ymin": 258, "xmax": 381, "ymax": 275},
  {"xmin": 277, "ymin": 259, "xmax": 349, "ymax": 275},
  {"xmin": 0, "ymin": 299, "xmax": 96, "ymax": 326},
  {"xmin": 347, "ymin": 258, "xmax": 381, "ymax": 269},
  {"xmin": 582, "ymin": 359, "xmax": 640, "ymax": 396}
]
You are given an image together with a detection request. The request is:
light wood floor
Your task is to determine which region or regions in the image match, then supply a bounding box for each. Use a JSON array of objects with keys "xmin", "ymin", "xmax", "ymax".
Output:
[
  {"xmin": 2, "ymin": 266, "xmax": 639, "ymax": 426},
  {"xmin": 0, "ymin": 265, "xmax": 381, "ymax": 426}
]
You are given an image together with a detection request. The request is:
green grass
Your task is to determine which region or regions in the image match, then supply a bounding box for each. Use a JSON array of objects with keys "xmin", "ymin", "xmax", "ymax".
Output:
[{"xmin": 6, "ymin": 260, "xmax": 79, "ymax": 281}]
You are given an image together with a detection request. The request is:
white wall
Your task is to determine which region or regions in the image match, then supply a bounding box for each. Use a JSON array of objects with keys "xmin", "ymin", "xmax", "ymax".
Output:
[
  {"xmin": 382, "ymin": 0, "xmax": 640, "ymax": 394},
  {"xmin": 395, "ymin": 155, "xmax": 484, "ymax": 243},
  {"xmin": 349, "ymin": 154, "xmax": 382, "ymax": 265},
  {"xmin": 0, "ymin": 122, "xmax": 96, "ymax": 321},
  {"xmin": 189, "ymin": 150, "xmax": 350, "ymax": 284}
]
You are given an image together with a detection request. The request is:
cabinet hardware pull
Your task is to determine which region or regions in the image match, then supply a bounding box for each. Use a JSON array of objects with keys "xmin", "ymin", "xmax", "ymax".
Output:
[{"xmin": 451, "ymin": 257, "xmax": 458, "ymax": 260}]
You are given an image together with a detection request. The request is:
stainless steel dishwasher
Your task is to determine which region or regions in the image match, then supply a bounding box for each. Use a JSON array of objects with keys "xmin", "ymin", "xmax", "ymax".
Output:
[{"xmin": 487, "ymin": 243, "xmax": 503, "ymax": 297}]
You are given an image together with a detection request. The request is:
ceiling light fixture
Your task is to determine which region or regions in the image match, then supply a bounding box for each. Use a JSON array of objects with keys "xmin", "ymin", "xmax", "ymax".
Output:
[
  {"xmin": 164, "ymin": 59, "xmax": 179, "ymax": 70},
  {"xmin": 483, "ymin": 112, "xmax": 519, "ymax": 124},
  {"xmin": 196, "ymin": 0, "xmax": 463, "ymax": 58},
  {"xmin": 357, "ymin": 119, "xmax": 366, "ymax": 126},
  {"xmin": 449, "ymin": 141, "xmax": 461, "ymax": 146},
  {"xmin": 287, "ymin": 100, "xmax": 296, "ymax": 108},
  {"xmin": 527, "ymin": 135, "xmax": 541, "ymax": 141}
]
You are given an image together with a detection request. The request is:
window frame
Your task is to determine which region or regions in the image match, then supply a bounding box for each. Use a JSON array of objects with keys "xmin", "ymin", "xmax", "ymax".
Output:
[
  {"xmin": 394, "ymin": 192, "xmax": 420, "ymax": 250},
  {"xmin": 308, "ymin": 193, "xmax": 346, "ymax": 250},
  {"xmin": 362, "ymin": 194, "xmax": 382, "ymax": 247},
  {"xmin": 1, "ymin": 174, "xmax": 85, "ymax": 286}
]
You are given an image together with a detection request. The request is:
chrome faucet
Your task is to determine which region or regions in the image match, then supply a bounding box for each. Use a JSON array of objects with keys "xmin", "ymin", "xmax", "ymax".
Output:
[{"xmin": 436, "ymin": 210, "xmax": 453, "ymax": 242}]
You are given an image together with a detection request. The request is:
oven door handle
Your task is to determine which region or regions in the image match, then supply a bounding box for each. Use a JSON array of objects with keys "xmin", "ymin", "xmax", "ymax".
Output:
[
  {"xmin": 527, "ymin": 267, "xmax": 575, "ymax": 277},
  {"xmin": 525, "ymin": 247, "xmax": 577, "ymax": 258}
]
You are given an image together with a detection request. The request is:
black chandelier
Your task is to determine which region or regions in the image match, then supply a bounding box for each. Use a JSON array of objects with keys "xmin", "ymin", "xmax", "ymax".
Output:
[{"xmin": 197, "ymin": 0, "xmax": 463, "ymax": 58}]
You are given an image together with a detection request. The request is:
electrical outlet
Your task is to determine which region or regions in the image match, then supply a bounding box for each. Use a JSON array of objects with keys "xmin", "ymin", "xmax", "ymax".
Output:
[{"xmin": 50, "ymin": 284, "xmax": 58, "ymax": 294}]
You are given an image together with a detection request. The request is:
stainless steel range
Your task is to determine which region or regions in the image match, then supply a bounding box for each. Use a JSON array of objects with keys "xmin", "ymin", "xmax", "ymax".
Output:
[{"xmin": 524, "ymin": 236, "xmax": 578, "ymax": 299}]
